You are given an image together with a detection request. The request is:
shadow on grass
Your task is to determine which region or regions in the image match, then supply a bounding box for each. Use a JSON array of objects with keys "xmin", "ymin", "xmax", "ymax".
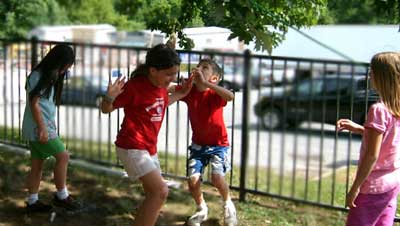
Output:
[{"xmin": 0, "ymin": 151, "xmax": 227, "ymax": 226}]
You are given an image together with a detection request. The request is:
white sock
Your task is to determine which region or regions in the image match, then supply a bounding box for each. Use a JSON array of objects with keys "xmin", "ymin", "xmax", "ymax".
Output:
[
  {"xmin": 27, "ymin": 193, "xmax": 39, "ymax": 205},
  {"xmin": 198, "ymin": 201, "xmax": 207, "ymax": 210},
  {"xmin": 225, "ymin": 198, "xmax": 233, "ymax": 206},
  {"xmin": 56, "ymin": 187, "xmax": 69, "ymax": 200}
]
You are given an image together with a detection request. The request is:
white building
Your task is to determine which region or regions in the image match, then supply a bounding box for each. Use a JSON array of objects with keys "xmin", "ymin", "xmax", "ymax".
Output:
[
  {"xmin": 27, "ymin": 24, "xmax": 116, "ymax": 44},
  {"xmin": 179, "ymin": 27, "xmax": 244, "ymax": 52}
]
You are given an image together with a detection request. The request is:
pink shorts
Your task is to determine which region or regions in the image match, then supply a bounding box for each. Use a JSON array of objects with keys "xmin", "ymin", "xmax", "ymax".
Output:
[{"xmin": 346, "ymin": 186, "xmax": 400, "ymax": 226}]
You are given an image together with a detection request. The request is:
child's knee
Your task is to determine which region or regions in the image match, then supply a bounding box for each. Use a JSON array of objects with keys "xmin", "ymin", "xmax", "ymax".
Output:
[
  {"xmin": 158, "ymin": 182, "xmax": 169, "ymax": 201},
  {"xmin": 211, "ymin": 174, "xmax": 225, "ymax": 187},
  {"xmin": 148, "ymin": 180, "xmax": 169, "ymax": 200},
  {"xmin": 55, "ymin": 151, "xmax": 69, "ymax": 163},
  {"xmin": 188, "ymin": 175, "xmax": 201, "ymax": 189}
]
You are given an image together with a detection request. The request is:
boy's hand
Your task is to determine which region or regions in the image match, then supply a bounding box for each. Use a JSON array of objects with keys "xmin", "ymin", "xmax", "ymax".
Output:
[
  {"xmin": 107, "ymin": 76, "xmax": 126, "ymax": 98},
  {"xmin": 336, "ymin": 119, "xmax": 364, "ymax": 134},
  {"xmin": 191, "ymin": 68, "xmax": 207, "ymax": 86}
]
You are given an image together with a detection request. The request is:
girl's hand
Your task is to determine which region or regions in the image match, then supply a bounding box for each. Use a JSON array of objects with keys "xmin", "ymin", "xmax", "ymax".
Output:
[
  {"xmin": 337, "ymin": 119, "xmax": 364, "ymax": 134},
  {"xmin": 178, "ymin": 73, "xmax": 194, "ymax": 96},
  {"xmin": 107, "ymin": 76, "xmax": 126, "ymax": 98},
  {"xmin": 37, "ymin": 126, "xmax": 48, "ymax": 144},
  {"xmin": 346, "ymin": 187, "xmax": 360, "ymax": 208}
]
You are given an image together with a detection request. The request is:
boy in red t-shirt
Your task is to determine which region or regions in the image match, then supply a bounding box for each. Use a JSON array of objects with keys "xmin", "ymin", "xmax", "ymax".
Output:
[{"xmin": 178, "ymin": 59, "xmax": 238, "ymax": 226}]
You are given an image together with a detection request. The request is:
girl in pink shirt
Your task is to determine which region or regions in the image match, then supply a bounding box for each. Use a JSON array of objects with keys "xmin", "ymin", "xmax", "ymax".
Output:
[{"xmin": 337, "ymin": 52, "xmax": 400, "ymax": 226}]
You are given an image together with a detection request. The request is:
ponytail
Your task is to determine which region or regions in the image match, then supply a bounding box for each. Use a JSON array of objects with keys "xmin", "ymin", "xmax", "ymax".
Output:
[{"xmin": 130, "ymin": 64, "xmax": 149, "ymax": 79}]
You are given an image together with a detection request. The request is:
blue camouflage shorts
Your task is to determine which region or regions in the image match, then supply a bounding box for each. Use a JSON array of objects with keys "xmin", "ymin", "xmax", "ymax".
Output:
[{"xmin": 188, "ymin": 144, "xmax": 231, "ymax": 178}]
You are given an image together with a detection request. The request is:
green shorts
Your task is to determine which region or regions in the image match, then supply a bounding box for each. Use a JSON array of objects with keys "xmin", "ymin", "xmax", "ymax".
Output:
[{"xmin": 29, "ymin": 138, "xmax": 66, "ymax": 159}]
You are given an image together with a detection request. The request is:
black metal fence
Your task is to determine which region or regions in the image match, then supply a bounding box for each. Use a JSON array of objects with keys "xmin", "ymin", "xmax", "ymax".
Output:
[{"xmin": 1, "ymin": 38, "xmax": 376, "ymax": 215}]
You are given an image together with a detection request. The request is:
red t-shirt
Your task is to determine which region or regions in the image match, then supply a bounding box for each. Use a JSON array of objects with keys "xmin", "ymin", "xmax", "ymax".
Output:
[
  {"xmin": 113, "ymin": 76, "xmax": 168, "ymax": 155},
  {"xmin": 180, "ymin": 86, "xmax": 229, "ymax": 146}
]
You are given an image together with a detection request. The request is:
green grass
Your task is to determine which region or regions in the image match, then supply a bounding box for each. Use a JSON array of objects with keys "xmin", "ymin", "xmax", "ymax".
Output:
[
  {"xmin": 0, "ymin": 126, "xmax": 351, "ymax": 209},
  {"xmin": 4, "ymin": 126, "xmax": 400, "ymax": 222},
  {"xmin": 0, "ymin": 150, "xmax": 348, "ymax": 226}
]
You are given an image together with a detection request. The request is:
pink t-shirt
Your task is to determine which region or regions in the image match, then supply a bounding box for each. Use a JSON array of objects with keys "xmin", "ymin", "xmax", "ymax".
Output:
[{"xmin": 359, "ymin": 102, "xmax": 400, "ymax": 194}]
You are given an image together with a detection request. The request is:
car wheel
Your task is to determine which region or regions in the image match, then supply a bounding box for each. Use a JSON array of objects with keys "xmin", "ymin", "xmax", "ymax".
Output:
[
  {"xmin": 261, "ymin": 108, "xmax": 282, "ymax": 130},
  {"xmin": 287, "ymin": 119, "xmax": 301, "ymax": 129}
]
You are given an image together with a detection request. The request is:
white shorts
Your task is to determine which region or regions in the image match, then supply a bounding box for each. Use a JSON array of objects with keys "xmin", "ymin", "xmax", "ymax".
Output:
[{"xmin": 116, "ymin": 147, "xmax": 161, "ymax": 181}]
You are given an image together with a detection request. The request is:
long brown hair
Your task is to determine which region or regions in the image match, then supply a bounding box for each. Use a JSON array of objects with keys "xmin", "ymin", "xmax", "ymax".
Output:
[
  {"xmin": 29, "ymin": 44, "xmax": 75, "ymax": 106},
  {"xmin": 130, "ymin": 44, "xmax": 180, "ymax": 79},
  {"xmin": 370, "ymin": 52, "xmax": 400, "ymax": 117}
]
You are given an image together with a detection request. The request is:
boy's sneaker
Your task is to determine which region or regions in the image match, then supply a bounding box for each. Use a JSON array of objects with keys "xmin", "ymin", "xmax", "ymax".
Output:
[
  {"xmin": 26, "ymin": 200, "xmax": 53, "ymax": 213},
  {"xmin": 224, "ymin": 201, "xmax": 238, "ymax": 226},
  {"xmin": 53, "ymin": 195, "xmax": 81, "ymax": 210},
  {"xmin": 187, "ymin": 204, "xmax": 208, "ymax": 226}
]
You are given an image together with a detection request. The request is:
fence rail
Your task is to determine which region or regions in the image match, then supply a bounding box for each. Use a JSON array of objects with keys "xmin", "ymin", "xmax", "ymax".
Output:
[{"xmin": 1, "ymin": 38, "xmax": 381, "ymax": 217}]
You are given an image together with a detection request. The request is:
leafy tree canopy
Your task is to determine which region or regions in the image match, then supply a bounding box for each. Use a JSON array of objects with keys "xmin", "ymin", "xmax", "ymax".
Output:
[
  {"xmin": 319, "ymin": 0, "xmax": 399, "ymax": 24},
  {"xmin": 141, "ymin": 0, "xmax": 327, "ymax": 53},
  {"xmin": 1, "ymin": 0, "xmax": 399, "ymax": 53},
  {"xmin": 0, "ymin": 0, "xmax": 68, "ymax": 39}
]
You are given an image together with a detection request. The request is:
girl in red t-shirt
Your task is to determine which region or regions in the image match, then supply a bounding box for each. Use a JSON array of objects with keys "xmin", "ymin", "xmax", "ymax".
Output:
[{"xmin": 101, "ymin": 44, "xmax": 192, "ymax": 226}]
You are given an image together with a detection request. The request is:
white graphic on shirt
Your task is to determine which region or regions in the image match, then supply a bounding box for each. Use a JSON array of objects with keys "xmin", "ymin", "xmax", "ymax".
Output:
[{"xmin": 145, "ymin": 98, "xmax": 165, "ymax": 122}]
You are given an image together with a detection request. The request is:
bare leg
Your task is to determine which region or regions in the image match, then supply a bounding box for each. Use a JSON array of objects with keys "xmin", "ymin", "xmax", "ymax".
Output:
[
  {"xmin": 53, "ymin": 151, "xmax": 69, "ymax": 190},
  {"xmin": 188, "ymin": 175, "xmax": 204, "ymax": 205},
  {"xmin": 211, "ymin": 174, "xmax": 230, "ymax": 201},
  {"xmin": 133, "ymin": 170, "xmax": 169, "ymax": 226},
  {"xmin": 26, "ymin": 159, "xmax": 45, "ymax": 193}
]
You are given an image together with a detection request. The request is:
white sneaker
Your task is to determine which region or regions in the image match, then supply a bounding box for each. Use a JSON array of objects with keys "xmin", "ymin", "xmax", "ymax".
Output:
[
  {"xmin": 187, "ymin": 204, "xmax": 208, "ymax": 226},
  {"xmin": 224, "ymin": 201, "xmax": 238, "ymax": 226}
]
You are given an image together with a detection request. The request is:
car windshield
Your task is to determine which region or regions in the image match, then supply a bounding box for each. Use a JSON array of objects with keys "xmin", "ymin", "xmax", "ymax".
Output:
[{"xmin": 295, "ymin": 79, "xmax": 324, "ymax": 96}]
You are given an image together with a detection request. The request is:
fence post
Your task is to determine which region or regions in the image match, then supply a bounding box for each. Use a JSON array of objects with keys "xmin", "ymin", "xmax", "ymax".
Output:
[
  {"xmin": 30, "ymin": 37, "xmax": 38, "ymax": 69},
  {"xmin": 239, "ymin": 49, "xmax": 251, "ymax": 201}
]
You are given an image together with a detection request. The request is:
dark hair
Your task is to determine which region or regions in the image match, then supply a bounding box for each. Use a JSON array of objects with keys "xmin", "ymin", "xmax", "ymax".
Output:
[
  {"xmin": 198, "ymin": 58, "xmax": 223, "ymax": 78},
  {"xmin": 28, "ymin": 44, "xmax": 75, "ymax": 105},
  {"xmin": 130, "ymin": 44, "xmax": 181, "ymax": 78}
]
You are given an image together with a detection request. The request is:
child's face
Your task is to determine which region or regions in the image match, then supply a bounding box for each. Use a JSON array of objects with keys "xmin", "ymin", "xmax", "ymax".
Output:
[
  {"xmin": 197, "ymin": 62, "xmax": 219, "ymax": 84},
  {"xmin": 149, "ymin": 65, "xmax": 178, "ymax": 88}
]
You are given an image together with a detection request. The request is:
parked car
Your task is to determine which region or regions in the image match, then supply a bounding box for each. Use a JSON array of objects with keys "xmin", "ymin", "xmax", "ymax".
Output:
[
  {"xmin": 61, "ymin": 76, "xmax": 108, "ymax": 107},
  {"xmin": 219, "ymin": 64, "xmax": 295, "ymax": 91},
  {"xmin": 254, "ymin": 75, "xmax": 379, "ymax": 129}
]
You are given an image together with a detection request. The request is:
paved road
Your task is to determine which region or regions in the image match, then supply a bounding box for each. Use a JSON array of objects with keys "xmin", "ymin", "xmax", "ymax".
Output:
[{"xmin": 0, "ymin": 90, "xmax": 361, "ymax": 178}]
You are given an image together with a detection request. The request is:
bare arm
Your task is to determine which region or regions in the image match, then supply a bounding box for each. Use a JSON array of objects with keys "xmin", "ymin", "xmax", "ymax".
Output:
[
  {"xmin": 337, "ymin": 119, "xmax": 364, "ymax": 135},
  {"xmin": 193, "ymin": 68, "xmax": 234, "ymax": 101},
  {"xmin": 101, "ymin": 76, "xmax": 126, "ymax": 113},
  {"xmin": 168, "ymin": 75, "xmax": 194, "ymax": 106},
  {"xmin": 205, "ymin": 82, "xmax": 234, "ymax": 101},
  {"xmin": 101, "ymin": 98, "xmax": 115, "ymax": 113},
  {"xmin": 30, "ymin": 96, "xmax": 48, "ymax": 143},
  {"xmin": 346, "ymin": 128, "xmax": 382, "ymax": 208}
]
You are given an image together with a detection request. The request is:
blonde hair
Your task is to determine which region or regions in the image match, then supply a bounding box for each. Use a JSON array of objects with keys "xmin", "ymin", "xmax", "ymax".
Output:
[{"xmin": 370, "ymin": 52, "xmax": 400, "ymax": 117}]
